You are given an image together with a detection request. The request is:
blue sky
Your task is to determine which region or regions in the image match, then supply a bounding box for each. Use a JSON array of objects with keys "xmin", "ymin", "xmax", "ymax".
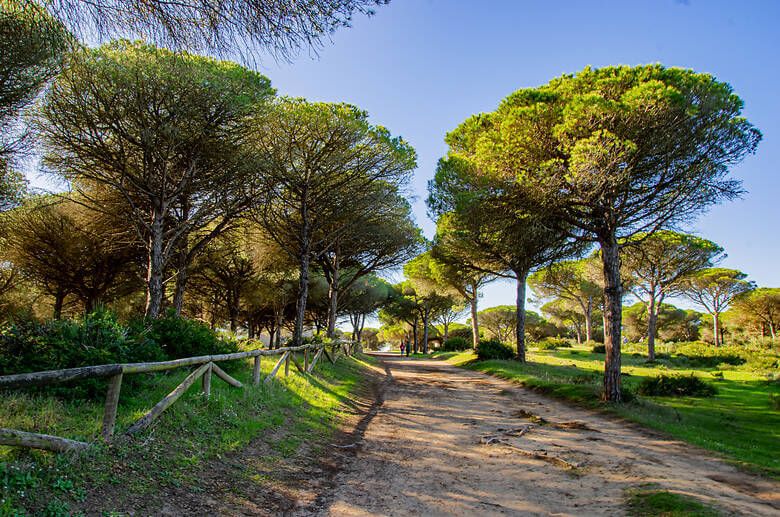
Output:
[
  {"xmin": 253, "ymin": 0, "xmax": 780, "ymax": 312},
  {"xmin": 28, "ymin": 0, "xmax": 779, "ymax": 314}
]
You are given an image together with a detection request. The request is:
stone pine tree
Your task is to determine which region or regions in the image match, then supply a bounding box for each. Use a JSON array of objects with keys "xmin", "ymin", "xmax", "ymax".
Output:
[
  {"xmin": 316, "ymin": 183, "xmax": 423, "ymax": 339},
  {"xmin": 428, "ymin": 157, "xmax": 580, "ymax": 362},
  {"xmin": 249, "ymin": 98, "xmax": 415, "ymax": 346},
  {"xmin": 732, "ymin": 288, "xmax": 780, "ymax": 340},
  {"xmin": 442, "ymin": 65, "xmax": 761, "ymax": 401},
  {"xmin": 621, "ymin": 231, "xmax": 723, "ymax": 359},
  {"xmin": 528, "ymin": 259, "xmax": 602, "ymax": 343},
  {"xmin": 20, "ymin": 0, "xmax": 386, "ymax": 58},
  {"xmin": 681, "ymin": 268, "xmax": 754, "ymax": 346},
  {"xmin": 1, "ymin": 2, "xmax": 73, "ymax": 210},
  {"xmin": 430, "ymin": 218, "xmax": 497, "ymax": 348},
  {"xmin": 38, "ymin": 41, "xmax": 273, "ymax": 318}
]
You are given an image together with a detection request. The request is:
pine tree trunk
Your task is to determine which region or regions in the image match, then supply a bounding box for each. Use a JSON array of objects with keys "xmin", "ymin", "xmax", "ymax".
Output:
[
  {"xmin": 145, "ymin": 209, "xmax": 166, "ymax": 319},
  {"xmin": 53, "ymin": 288, "xmax": 65, "ymax": 320},
  {"xmin": 412, "ymin": 319, "xmax": 418, "ymax": 354},
  {"xmin": 515, "ymin": 269, "xmax": 529, "ymax": 362},
  {"xmin": 422, "ymin": 312, "xmax": 429, "ymax": 354},
  {"xmin": 713, "ymin": 312, "xmax": 720, "ymax": 347},
  {"xmin": 646, "ymin": 296, "xmax": 657, "ymax": 361},
  {"xmin": 172, "ymin": 234, "xmax": 189, "ymax": 316},
  {"xmin": 585, "ymin": 296, "xmax": 593, "ymax": 342},
  {"xmin": 600, "ymin": 237, "xmax": 623, "ymax": 403},
  {"xmin": 770, "ymin": 320, "xmax": 776, "ymax": 340},
  {"xmin": 326, "ymin": 242, "xmax": 340, "ymax": 339},
  {"xmin": 469, "ymin": 294, "xmax": 479, "ymax": 349}
]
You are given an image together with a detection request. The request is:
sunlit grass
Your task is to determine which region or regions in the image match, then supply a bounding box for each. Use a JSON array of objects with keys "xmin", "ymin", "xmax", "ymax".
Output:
[{"xmin": 0, "ymin": 353, "xmax": 373, "ymax": 515}]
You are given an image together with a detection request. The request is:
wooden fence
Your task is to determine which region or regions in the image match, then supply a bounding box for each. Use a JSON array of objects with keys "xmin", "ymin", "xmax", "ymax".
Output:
[{"xmin": 0, "ymin": 341, "xmax": 359, "ymax": 453}]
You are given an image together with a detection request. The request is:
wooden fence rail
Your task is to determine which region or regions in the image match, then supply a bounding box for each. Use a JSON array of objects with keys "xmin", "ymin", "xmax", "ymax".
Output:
[{"xmin": 0, "ymin": 341, "xmax": 356, "ymax": 454}]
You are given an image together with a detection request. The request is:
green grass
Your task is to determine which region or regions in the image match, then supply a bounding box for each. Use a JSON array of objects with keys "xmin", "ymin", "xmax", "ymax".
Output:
[
  {"xmin": 425, "ymin": 346, "xmax": 780, "ymax": 477},
  {"xmin": 0, "ymin": 352, "xmax": 375, "ymax": 516},
  {"xmin": 626, "ymin": 488, "xmax": 721, "ymax": 516}
]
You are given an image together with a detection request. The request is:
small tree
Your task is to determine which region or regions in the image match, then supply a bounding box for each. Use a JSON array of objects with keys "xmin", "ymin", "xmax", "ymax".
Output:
[
  {"xmin": 430, "ymin": 218, "xmax": 497, "ymax": 348},
  {"xmin": 621, "ymin": 231, "xmax": 723, "ymax": 358},
  {"xmin": 681, "ymin": 268, "xmax": 754, "ymax": 346},
  {"xmin": 732, "ymin": 287, "xmax": 780, "ymax": 340},
  {"xmin": 5, "ymin": 196, "xmax": 143, "ymax": 317},
  {"xmin": 428, "ymin": 157, "xmax": 580, "ymax": 362},
  {"xmin": 478, "ymin": 306, "xmax": 516, "ymax": 344},
  {"xmin": 528, "ymin": 258, "xmax": 602, "ymax": 342}
]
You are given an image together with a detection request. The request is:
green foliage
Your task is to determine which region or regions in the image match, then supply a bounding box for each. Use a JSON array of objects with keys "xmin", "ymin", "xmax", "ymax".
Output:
[
  {"xmin": 475, "ymin": 338, "xmax": 514, "ymax": 360},
  {"xmin": 133, "ymin": 310, "xmax": 240, "ymax": 360},
  {"xmin": 591, "ymin": 344, "xmax": 606, "ymax": 353},
  {"xmin": 637, "ymin": 374, "xmax": 717, "ymax": 397},
  {"xmin": 626, "ymin": 489, "xmax": 721, "ymax": 517},
  {"xmin": 534, "ymin": 337, "xmax": 571, "ymax": 350},
  {"xmin": 441, "ymin": 336, "xmax": 470, "ymax": 352},
  {"xmin": 0, "ymin": 309, "xmax": 163, "ymax": 397}
]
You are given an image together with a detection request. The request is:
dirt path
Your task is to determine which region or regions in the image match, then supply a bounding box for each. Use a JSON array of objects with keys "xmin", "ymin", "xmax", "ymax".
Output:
[{"xmin": 307, "ymin": 354, "xmax": 779, "ymax": 517}]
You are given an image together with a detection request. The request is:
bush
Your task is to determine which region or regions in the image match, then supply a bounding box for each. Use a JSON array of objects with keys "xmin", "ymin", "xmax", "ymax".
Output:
[
  {"xmin": 591, "ymin": 344, "xmax": 606, "ymax": 354},
  {"xmin": 535, "ymin": 337, "xmax": 571, "ymax": 350},
  {"xmin": 637, "ymin": 374, "xmax": 717, "ymax": 397},
  {"xmin": 134, "ymin": 309, "xmax": 240, "ymax": 359},
  {"xmin": 0, "ymin": 309, "xmax": 164, "ymax": 398},
  {"xmin": 447, "ymin": 326, "xmax": 473, "ymax": 343},
  {"xmin": 476, "ymin": 339, "xmax": 514, "ymax": 360},
  {"xmin": 441, "ymin": 336, "xmax": 470, "ymax": 352}
]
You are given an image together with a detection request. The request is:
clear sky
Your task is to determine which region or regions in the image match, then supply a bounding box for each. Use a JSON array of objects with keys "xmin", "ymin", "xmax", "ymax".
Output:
[
  {"xmin": 27, "ymin": 0, "xmax": 780, "ymax": 314},
  {"xmin": 250, "ymin": 0, "xmax": 780, "ymax": 313}
]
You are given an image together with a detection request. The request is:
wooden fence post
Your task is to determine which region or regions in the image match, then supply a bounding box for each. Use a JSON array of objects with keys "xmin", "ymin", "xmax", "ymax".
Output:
[
  {"xmin": 126, "ymin": 363, "xmax": 211, "ymax": 435},
  {"xmin": 253, "ymin": 355, "xmax": 261, "ymax": 385},
  {"xmin": 284, "ymin": 352, "xmax": 290, "ymax": 376},
  {"xmin": 202, "ymin": 363, "xmax": 212, "ymax": 397},
  {"xmin": 101, "ymin": 372, "xmax": 123, "ymax": 440},
  {"xmin": 304, "ymin": 348, "xmax": 309, "ymax": 371}
]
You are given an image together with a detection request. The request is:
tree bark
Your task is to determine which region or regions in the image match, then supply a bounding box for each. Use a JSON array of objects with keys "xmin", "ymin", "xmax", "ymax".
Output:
[
  {"xmin": 53, "ymin": 287, "xmax": 66, "ymax": 320},
  {"xmin": 422, "ymin": 312, "xmax": 429, "ymax": 354},
  {"xmin": 293, "ymin": 191, "xmax": 311, "ymax": 345},
  {"xmin": 412, "ymin": 319, "xmax": 418, "ymax": 354},
  {"xmin": 713, "ymin": 312, "xmax": 721, "ymax": 346},
  {"xmin": 145, "ymin": 208, "xmax": 166, "ymax": 319},
  {"xmin": 585, "ymin": 296, "xmax": 593, "ymax": 342},
  {"xmin": 172, "ymin": 234, "xmax": 189, "ymax": 316},
  {"xmin": 469, "ymin": 292, "xmax": 480, "ymax": 348},
  {"xmin": 646, "ymin": 295, "xmax": 657, "ymax": 361},
  {"xmin": 325, "ymin": 241, "xmax": 340, "ymax": 339},
  {"xmin": 514, "ymin": 270, "xmax": 529, "ymax": 362},
  {"xmin": 600, "ymin": 237, "xmax": 623, "ymax": 403}
]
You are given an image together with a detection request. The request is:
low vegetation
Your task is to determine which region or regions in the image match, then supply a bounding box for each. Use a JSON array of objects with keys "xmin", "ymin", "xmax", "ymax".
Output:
[
  {"xmin": 626, "ymin": 487, "xmax": 721, "ymax": 517},
  {"xmin": 427, "ymin": 340, "xmax": 780, "ymax": 477},
  {"xmin": 0, "ymin": 347, "xmax": 375, "ymax": 516}
]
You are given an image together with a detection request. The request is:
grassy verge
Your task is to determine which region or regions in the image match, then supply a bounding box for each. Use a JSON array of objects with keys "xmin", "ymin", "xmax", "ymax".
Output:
[
  {"xmin": 1, "ymin": 352, "xmax": 375, "ymax": 516},
  {"xmin": 626, "ymin": 487, "xmax": 722, "ymax": 516},
  {"xmin": 423, "ymin": 347, "xmax": 780, "ymax": 477}
]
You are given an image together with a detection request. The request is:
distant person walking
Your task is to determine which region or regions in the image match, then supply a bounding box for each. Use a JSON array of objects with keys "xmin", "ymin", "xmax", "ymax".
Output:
[{"xmin": 399, "ymin": 342, "xmax": 405, "ymax": 356}]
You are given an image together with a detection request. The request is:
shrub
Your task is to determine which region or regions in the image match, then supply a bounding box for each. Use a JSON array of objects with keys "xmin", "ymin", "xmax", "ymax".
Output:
[
  {"xmin": 0, "ymin": 309, "xmax": 164, "ymax": 398},
  {"xmin": 476, "ymin": 339, "xmax": 514, "ymax": 360},
  {"xmin": 447, "ymin": 326, "xmax": 474, "ymax": 343},
  {"xmin": 637, "ymin": 374, "xmax": 717, "ymax": 397},
  {"xmin": 441, "ymin": 336, "xmax": 470, "ymax": 352},
  {"xmin": 535, "ymin": 337, "xmax": 570, "ymax": 350},
  {"xmin": 134, "ymin": 309, "xmax": 240, "ymax": 359},
  {"xmin": 591, "ymin": 344, "xmax": 606, "ymax": 354}
]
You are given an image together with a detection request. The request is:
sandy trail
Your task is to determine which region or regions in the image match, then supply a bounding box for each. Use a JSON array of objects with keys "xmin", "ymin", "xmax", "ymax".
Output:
[{"xmin": 310, "ymin": 354, "xmax": 779, "ymax": 517}]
